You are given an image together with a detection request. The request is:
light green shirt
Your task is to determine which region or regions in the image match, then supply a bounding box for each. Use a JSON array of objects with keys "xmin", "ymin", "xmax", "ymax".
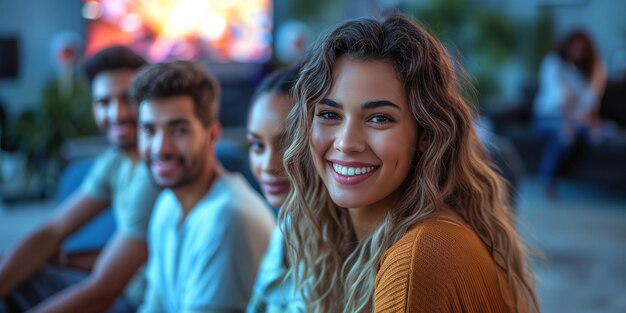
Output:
[{"xmin": 80, "ymin": 147, "xmax": 161, "ymax": 305}]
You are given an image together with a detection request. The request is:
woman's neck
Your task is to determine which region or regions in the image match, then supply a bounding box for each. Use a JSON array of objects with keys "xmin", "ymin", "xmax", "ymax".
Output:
[
  {"xmin": 348, "ymin": 189, "xmax": 407, "ymax": 241},
  {"xmin": 348, "ymin": 198, "xmax": 466, "ymax": 241},
  {"xmin": 348, "ymin": 203, "xmax": 388, "ymax": 241}
]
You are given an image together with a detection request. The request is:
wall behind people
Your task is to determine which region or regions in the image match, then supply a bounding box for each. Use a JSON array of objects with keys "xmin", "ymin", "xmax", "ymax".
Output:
[
  {"xmin": 2, "ymin": 0, "xmax": 626, "ymax": 118},
  {"xmin": 0, "ymin": 0, "xmax": 83, "ymax": 117}
]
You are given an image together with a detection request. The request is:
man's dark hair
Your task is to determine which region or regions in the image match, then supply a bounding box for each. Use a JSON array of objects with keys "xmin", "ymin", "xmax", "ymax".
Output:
[
  {"xmin": 130, "ymin": 61, "xmax": 220, "ymax": 127},
  {"xmin": 83, "ymin": 46, "xmax": 147, "ymax": 86}
]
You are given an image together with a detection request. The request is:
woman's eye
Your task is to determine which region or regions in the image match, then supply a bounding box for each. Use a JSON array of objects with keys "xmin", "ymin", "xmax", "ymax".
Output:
[
  {"xmin": 248, "ymin": 141, "xmax": 264, "ymax": 153},
  {"xmin": 368, "ymin": 114, "xmax": 395, "ymax": 124},
  {"xmin": 140, "ymin": 125, "xmax": 154, "ymax": 136},
  {"xmin": 316, "ymin": 111, "xmax": 341, "ymax": 120},
  {"xmin": 96, "ymin": 99, "xmax": 109, "ymax": 107}
]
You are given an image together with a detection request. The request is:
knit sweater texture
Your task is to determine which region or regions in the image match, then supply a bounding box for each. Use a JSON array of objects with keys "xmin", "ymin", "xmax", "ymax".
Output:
[{"xmin": 374, "ymin": 218, "xmax": 516, "ymax": 313}]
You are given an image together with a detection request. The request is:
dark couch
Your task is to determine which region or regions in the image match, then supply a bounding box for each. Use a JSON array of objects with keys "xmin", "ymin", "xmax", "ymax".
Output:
[{"xmin": 487, "ymin": 80, "xmax": 626, "ymax": 193}]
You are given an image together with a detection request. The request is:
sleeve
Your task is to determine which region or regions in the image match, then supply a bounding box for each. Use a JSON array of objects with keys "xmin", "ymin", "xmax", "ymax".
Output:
[
  {"xmin": 79, "ymin": 149, "xmax": 115, "ymax": 202},
  {"xmin": 117, "ymin": 163, "xmax": 162, "ymax": 239}
]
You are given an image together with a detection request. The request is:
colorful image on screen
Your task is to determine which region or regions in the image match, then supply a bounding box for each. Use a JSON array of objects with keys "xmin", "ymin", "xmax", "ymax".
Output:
[{"xmin": 83, "ymin": 0, "xmax": 272, "ymax": 63}]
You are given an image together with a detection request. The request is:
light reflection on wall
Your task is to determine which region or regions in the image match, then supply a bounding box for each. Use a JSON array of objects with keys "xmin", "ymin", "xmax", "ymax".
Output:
[{"xmin": 83, "ymin": 0, "xmax": 272, "ymax": 63}]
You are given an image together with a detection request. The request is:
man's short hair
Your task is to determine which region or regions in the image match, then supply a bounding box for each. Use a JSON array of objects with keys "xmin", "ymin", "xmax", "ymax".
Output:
[
  {"xmin": 130, "ymin": 61, "xmax": 221, "ymax": 126},
  {"xmin": 83, "ymin": 46, "xmax": 148, "ymax": 86}
]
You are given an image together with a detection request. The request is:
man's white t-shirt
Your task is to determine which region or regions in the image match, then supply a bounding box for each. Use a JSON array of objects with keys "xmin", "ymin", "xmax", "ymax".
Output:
[{"xmin": 139, "ymin": 173, "xmax": 275, "ymax": 313}]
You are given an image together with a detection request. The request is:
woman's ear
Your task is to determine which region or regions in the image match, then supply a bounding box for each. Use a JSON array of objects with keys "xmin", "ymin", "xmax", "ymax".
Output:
[{"xmin": 418, "ymin": 132, "xmax": 429, "ymax": 153}]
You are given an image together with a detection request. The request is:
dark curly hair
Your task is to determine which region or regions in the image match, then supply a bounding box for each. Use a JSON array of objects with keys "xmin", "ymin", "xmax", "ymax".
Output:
[{"xmin": 129, "ymin": 61, "xmax": 220, "ymax": 127}]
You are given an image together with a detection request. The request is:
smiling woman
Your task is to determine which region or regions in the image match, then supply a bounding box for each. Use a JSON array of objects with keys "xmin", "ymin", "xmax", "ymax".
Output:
[
  {"xmin": 311, "ymin": 58, "xmax": 422, "ymax": 239},
  {"xmin": 245, "ymin": 66, "xmax": 304, "ymax": 312},
  {"xmin": 280, "ymin": 13, "xmax": 539, "ymax": 313}
]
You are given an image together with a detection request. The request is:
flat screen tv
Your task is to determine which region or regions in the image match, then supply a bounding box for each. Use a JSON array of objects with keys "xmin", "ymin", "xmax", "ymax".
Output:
[{"xmin": 82, "ymin": 0, "xmax": 272, "ymax": 63}]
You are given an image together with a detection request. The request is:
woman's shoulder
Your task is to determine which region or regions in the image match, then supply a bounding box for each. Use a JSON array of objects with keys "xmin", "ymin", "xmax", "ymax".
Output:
[
  {"xmin": 379, "ymin": 217, "xmax": 486, "ymax": 273},
  {"xmin": 374, "ymin": 217, "xmax": 513, "ymax": 312}
]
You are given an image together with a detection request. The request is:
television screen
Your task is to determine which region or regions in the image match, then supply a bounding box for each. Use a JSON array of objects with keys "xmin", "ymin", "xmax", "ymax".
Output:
[
  {"xmin": 0, "ymin": 38, "xmax": 19, "ymax": 78},
  {"xmin": 82, "ymin": 0, "xmax": 272, "ymax": 63}
]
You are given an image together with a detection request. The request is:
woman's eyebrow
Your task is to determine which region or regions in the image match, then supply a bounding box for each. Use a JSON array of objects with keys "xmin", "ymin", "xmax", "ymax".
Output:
[
  {"xmin": 319, "ymin": 98, "xmax": 400, "ymax": 110},
  {"xmin": 319, "ymin": 98, "xmax": 342, "ymax": 108},
  {"xmin": 362, "ymin": 100, "xmax": 400, "ymax": 110},
  {"xmin": 246, "ymin": 130, "xmax": 261, "ymax": 139}
]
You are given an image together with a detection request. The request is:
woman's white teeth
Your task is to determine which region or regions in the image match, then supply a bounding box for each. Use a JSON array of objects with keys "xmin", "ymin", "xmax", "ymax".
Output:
[{"xmin": 332, "ymin": 163, "xmax": 374, "ymax": 176}]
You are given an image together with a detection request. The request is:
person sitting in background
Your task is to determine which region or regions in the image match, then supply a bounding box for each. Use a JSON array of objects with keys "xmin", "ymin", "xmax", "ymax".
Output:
[
  {"xmin": 0, "ymin": 46, "xmax": 160, "ymax": 312},
  {"xmin": 280, "ymin": 13, "xmax": 539, "ymax": 312},
  {"xmin": 246, "ymin": 67, "xmax": 303, "ymax": 312},
  {"xmin": 132, "ymin": 61, "xmax": 274, "ymax": 313},
  {"xmin": 533, "ymin": 30, "xmax": 607, "ymax": 198}
]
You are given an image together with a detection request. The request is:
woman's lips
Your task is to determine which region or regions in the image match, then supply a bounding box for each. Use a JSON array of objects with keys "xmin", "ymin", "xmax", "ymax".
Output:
[
  {"xmin": 327, "ymin": 160, "xmax": 380, "ymax": 185},
  {"xmin": 262, "ymin": 180, "xmax": 290, "ymax": 195}
]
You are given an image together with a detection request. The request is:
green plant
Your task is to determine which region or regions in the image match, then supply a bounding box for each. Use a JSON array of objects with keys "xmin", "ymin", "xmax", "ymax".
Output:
[
  {"xmin": 9, "ymin": 76, "xmax": 97, "ymax": 182},
  {"xmin": 411, "ymin": 0, "xmax": 521, "ymax": 104},
  {"xmin": 524, "ymin": 8, "xmax": 555, "ymax": 78}
]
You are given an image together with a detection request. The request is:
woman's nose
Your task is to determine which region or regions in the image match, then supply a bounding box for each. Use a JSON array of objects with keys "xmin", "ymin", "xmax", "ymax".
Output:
[{"xmin": 334, "ymin": 121, "xmax": 366, "ymax": 153}]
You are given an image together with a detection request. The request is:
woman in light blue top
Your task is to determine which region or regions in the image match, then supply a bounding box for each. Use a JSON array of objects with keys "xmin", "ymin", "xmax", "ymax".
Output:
[{"xmin": 246, "ymin": 67, "xmax": 303, "ymax": 312}]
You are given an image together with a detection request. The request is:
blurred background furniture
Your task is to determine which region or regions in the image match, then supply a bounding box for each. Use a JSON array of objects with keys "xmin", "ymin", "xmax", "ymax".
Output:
[{"xmin": 487, "ymin": 80, "xmax": 626, "ymax": 193}]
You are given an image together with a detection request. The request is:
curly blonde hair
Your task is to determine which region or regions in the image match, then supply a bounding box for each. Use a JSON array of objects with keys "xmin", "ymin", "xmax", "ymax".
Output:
[{"xmin": 279, "ymin": 13, "xmax": 539, "ymax": 313}]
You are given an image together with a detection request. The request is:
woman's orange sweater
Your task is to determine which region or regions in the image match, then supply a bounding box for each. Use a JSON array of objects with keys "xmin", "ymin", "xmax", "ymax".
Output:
[{"xmin": 374, "ymin": 218, "xmax": 517, "ymax": 313}]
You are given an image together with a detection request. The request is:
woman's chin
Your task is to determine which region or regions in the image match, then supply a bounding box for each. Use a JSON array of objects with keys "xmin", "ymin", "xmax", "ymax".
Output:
[{"xmin": 265, "ymin": 194, "xmax": 288, "ymax": 209}]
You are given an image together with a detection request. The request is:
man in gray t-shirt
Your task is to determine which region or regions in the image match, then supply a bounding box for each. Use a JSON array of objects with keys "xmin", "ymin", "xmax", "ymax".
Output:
[{"xmin": 0, "ymin": 46, "xmax": 159, "ymax": 312}]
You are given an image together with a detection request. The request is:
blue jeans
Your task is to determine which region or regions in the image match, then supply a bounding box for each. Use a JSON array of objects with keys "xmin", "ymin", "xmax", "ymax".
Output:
[
  {"xmin": 0, "ymin": 265, "xmax": 135, "ymax": 313},
  {"xmin": 534, "ymin": 118, "xmax": 589, "ymax": 186}
]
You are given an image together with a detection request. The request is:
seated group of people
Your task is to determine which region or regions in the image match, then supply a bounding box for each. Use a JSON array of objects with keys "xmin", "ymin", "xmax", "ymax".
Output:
[{"xmin": 1, "ymin": 13, "xmax": 540, "ymax": 313}]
